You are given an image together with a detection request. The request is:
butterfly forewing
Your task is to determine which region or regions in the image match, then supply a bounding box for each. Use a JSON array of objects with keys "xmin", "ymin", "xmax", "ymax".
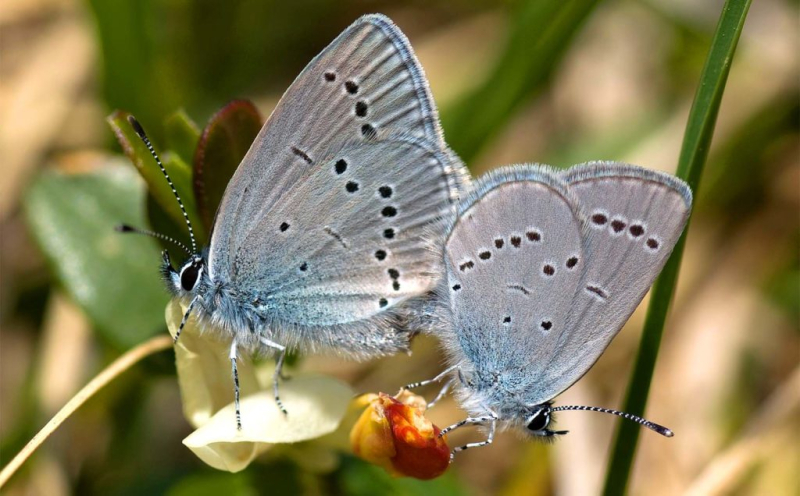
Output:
[
  {"xmin": 209, "ymin": 14, "xmax": 465, "ymax": 280},
  {"xmin": 523, "ymin": 163, "xmax": 692, "ymax": 401},
  {"xmin": 443, "ymin": 167, "xmax": 584, "ymax": 399}
]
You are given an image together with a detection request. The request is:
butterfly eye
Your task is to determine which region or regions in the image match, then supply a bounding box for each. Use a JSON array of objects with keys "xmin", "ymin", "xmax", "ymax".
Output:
[
  {"xmin": 526, "ymin": 410, "xmax": 550, "ymax": 431},
  {"xmin": 180, "ymin": 261, "xmax": 202, "ymax": 292}
]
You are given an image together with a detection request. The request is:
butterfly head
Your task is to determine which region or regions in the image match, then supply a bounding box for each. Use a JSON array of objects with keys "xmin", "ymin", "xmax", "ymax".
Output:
[
  {"xmin": 162, "ymin": 251, "xmax": 206, "ymax": 296},
  {"xmin": 519, "ymin": 403, "xmax": 568, "ymax": 439}
]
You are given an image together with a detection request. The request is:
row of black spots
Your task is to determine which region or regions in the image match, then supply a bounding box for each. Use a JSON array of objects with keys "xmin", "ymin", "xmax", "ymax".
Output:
[
  {"xmin": 381, "ymin": 206, "xmax": 397, "ymax": 218},
  {"xmin": 542, "ymin": 264, "xmax": 556, "ymax": 277},
  {"xmin": 279, "ymin": 221, "xmax": 290, "ymax": 232},
  {"xmin": 497, "ymin": 315, "xmax": 549, "ymax": 331},
  {"xmin": 320, "ymin": 72, "xmax": 376, "ymax": 139},
  {"xmin": 459, "ymin": 260, "xmax": 474, "ymax": 272},
  {"xmin": 387, "ymin": 268, "xmax": 401, "ymax": 291},
  {"xmin": 383, "ymin": 228, "xmax": 395, "ymax": 239},
  {"xmin": 374, "ymin": 249, "xmax": 387, "ymax": 261},
  {"xmin": 590, "ymin": 210, "xmax": 661, "ymax": 252},
  {"xmin": 566, "ymin": 256, "xmax": 579, "ymax": 269},
  {"xmin": 332, "ymin": 158, "xmax": 362, "ymax": 194},
  {"xmin": 479, "ymin": 250, "xmax": 491, "ymax": 261},
  {"xmin": 379, "ymin": 297, "xmax": 388, "ymax": 308},
  {"xmin": 299, "ymin": 262, "xmax": 308, "ymax": 272},
  {"xmin": 322, "ymin": 71, "xmax": 359, "ymax": 93},
  {"xmin": 451, "ymin": 283, "xmax": 462, "ymax": 292}
]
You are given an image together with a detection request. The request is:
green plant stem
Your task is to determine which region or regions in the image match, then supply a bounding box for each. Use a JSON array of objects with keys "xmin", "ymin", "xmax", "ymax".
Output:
[
  {"xmin": 602, "ymin": 1, "xmax": 752, "ymax": 494},
  {"xmin": 0, "ymin": 335, "xmax": 173, "ymax": 489}
]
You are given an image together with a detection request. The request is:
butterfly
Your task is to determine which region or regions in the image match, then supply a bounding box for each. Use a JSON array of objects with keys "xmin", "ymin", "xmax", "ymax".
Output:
[
  {"xmin": 122, "ymin": 14, "xmax": 469, "ymax": 428},
  {"xmin": 405, "ymin": 162, "xmax": 691, "ymax": 459}
]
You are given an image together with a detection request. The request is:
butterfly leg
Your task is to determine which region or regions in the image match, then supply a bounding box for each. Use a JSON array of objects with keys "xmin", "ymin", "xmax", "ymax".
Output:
[
  {"xmin": 450, "ymin": 417, "xmax": 497, "ymax": 461},
  {"xmin": 260, "ymin": 337, "xmax": 288, "ymax": 415},
  {"xmin": 426, "ymin": 378, "xmax": 454, "ymax": 409},
  {"xmin": 403, "ymin": 365, "xmax": 458, "ymax": 390},
  {"xmin": 229, "ymin": 340, "xmax": 242, "ymax": 430},
  {"xmin": 173, "ymin": 295, "xmax": 198, "ymax": 343},
  {"xmin": 439, "ymin": 413, "xmax": 497, "ymax": 437}
]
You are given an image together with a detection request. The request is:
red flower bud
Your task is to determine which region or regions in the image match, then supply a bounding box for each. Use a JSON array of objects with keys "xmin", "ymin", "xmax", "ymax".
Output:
[{"xmin": 350, "ymin": 392, "xmax": 450, "ymax": 480}]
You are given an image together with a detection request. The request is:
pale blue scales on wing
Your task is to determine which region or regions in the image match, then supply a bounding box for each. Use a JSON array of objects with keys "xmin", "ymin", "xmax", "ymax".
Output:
[
  {"xmin": 123, "ymin": 14, "xmax": 470, "ymax": 429},
  {"xmin": 407, "ymin": 162, "xmax": 691, "ymax": 459}
]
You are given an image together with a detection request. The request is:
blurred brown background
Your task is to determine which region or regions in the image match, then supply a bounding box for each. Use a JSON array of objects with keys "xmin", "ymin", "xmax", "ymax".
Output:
[{"xmin": 1, "ymin": 0, "xmax": 798, "ymax": 494}]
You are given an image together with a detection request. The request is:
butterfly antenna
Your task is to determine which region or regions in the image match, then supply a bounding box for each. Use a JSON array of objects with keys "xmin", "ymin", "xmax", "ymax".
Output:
[
  {"xmin": 551, "ymin": 405, "xmax": 674, "ymax": 437},
  {"xmin": 127, "ymin": 115, "xmax": 198, "ymax": 254},
  {"xmin": 115, "ymin": 224, "xmax": 192, "ymax": 256}
]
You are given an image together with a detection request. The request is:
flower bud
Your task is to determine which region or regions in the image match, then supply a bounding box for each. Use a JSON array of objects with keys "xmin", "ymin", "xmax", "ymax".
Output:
[{"xmin": 350, "ymin": 391, "xmax": 450, "ymax": 480}]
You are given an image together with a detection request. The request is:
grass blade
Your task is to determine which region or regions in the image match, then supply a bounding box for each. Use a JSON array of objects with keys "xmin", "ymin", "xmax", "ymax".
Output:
[{"xmin": 602, "ymin": 0, "xmax": 753, "ymax": 494}]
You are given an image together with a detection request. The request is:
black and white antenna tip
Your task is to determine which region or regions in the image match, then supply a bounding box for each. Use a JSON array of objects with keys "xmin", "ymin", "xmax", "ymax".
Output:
[{"xmin": 127, "ymin": 115, "xmax": 147, "ymax": 139}]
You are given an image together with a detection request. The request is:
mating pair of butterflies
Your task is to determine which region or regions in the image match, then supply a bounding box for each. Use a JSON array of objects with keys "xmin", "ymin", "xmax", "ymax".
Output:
[{"xmin": 127, "ymin": 14, "xmax": 691, "ymax": 457}]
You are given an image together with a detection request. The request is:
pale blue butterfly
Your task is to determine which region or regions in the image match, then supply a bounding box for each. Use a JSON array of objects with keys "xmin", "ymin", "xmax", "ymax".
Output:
[
  {"xmin": 406, "ymin": 162, "xmax": 691, "ymax": 459},
  {"xmin": 121, "ymin": 14, "xmax": 469, "ymax": 429}
]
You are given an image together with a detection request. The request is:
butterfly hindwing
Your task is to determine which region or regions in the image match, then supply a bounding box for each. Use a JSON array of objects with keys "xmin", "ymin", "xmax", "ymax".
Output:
[{"xmin": 441, "ymin": 166, "xmax": 585, "ymax": 401}]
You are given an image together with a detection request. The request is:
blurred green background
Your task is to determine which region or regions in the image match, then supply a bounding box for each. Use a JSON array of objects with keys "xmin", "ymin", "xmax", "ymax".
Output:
[{"xmin": 1, "ymin": 0, "xmax": 797, "ymax": 494}]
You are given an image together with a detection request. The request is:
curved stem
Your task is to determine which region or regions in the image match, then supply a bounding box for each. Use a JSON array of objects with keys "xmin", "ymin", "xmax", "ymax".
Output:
[{"xmin": 0, "ymin": 335, "xmax": 173, "ymax": 488}]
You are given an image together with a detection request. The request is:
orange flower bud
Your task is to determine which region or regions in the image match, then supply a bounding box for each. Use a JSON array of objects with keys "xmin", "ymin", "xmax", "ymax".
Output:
[{"xmin": 350, "ymin": 391, "xmax": 450, "ymax": 480}]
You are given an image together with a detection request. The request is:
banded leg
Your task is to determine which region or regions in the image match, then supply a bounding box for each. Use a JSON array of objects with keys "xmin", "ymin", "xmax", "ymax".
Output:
[
  {"xmin": 260, "ymin": 337, "xmax": 288, "ymax": 415},
  {"xmin": 439, "ymin": 414, "xmax": 497, "ymax": 437},
  {"xmin": 451, "ymin": 417, "xmax": 497, "ymax": 461},
  {"xmin": 404, "ymin": 365, "xmax": 458, "ymax": 390},
  {"xmin": 229, "ymin": 340, "xmax": 242, "ymax": 430},
  {"xmin": 173, "ymin": 296, "xmax": 198, "ymax": 343},
  {"xmin": 426, "ymin": 378, "xmax": 454, "ymax": 409}
]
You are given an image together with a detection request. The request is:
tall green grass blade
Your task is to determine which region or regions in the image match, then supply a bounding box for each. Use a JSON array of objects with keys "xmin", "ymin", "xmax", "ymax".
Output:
[
  {"xmin": 602, "ymin": 1, "xmax": 753, "ymax": 494},
  {"xmin": 442, "ymin": 0, "xmax": 602, "ymax": 164}
]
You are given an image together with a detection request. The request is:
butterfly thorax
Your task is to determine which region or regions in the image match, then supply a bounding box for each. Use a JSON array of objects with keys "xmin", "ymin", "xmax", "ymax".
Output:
[{"xmin": 163, "ymin": 250, "xmax": 272, "ymax": 351}]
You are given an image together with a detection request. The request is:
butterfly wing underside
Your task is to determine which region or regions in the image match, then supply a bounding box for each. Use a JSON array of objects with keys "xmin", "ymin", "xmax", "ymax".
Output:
[
  {"xmin": 442, "ymin": 167, "xmax": 585, "ymax": 396},
  {"xmin": 523, "ymin": 163, "xmax": 692, "ymax": 403},
  {"xmin": 206, "ymin": 15, "xmax": 467, "ymax": 355}
]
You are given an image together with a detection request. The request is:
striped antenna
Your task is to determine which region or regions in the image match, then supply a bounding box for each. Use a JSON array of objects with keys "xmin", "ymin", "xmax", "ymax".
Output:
[
  {"xmin": 127, "ymin": 115, "xmax": 197, "ymax": 254},
  {"xmin": 115, "ymin": 224, "xmax": 192, "ymax": 256},
  {"xmin": 551, "ymin": 405, "xmax": 674, "ymax": 437}
]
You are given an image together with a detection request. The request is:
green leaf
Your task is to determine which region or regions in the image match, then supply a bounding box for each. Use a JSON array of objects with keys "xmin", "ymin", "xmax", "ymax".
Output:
[
  {"xmin": 23, "ymin": 160, "xmax": 168, "ymax": 349},
  {"xmin": 165, "ymin": 109, "xmax": 201, "ymax": 165},
  {"xmin": 107, "ymin": 110, "xmax": 207, "ymax": 244},
  {"xmin": 602, "ymin": 1, "xmax": 752, "ymax": 494},
  {"xmin": 442, "ymin": 0, "xmax": 602, "ymax": 164},
  {"xmin": 193, "ymin": 100, "xmax": 262, "ymax": 231}
]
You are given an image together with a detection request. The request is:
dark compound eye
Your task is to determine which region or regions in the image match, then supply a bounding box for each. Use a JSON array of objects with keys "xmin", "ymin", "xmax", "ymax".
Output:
[
  {"xmin": 180, "ymin": 263, "xmax": 201, "ymax": 291},
  {"xmin": 526, "ymin": 411, "xmax": 550, "ymax": 431}
]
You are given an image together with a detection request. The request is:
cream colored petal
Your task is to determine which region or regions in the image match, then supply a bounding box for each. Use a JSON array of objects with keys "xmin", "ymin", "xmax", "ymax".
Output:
[
  {"xmin": 165, "ymin": 299, "xmax": 260, "ymax": 428},
  {"xmin": 183, "ymin": 374, "xmax": 354, "ymax": 472}
]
